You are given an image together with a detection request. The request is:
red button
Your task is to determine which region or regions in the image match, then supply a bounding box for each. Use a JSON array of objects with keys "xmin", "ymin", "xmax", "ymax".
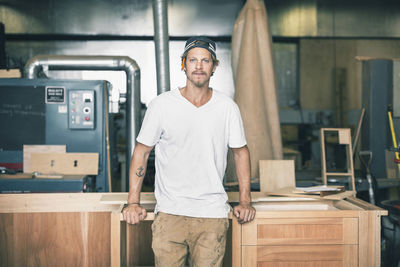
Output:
[{"xmin": 85, "ymin": 116, "xmax": 90, "ymax": 121}]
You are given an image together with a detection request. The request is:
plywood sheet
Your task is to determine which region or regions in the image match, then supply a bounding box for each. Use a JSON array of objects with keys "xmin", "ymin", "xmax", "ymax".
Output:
[
  {"xmin": 259, "ymin": 160, "xmax": 295, "ymax": 192},
  {"xmin": 30, "ymin": 152, "xmax": 98, "ymax": 175},
  {"xmin": 0, "ymin": 69, "xmax": 21, "ymax": 78},
  {"xmin": 0, "ymin": 212, "xmax": 111, "ymax": 267},
  {"xmin": 266, "ymin": 187, "xmax": 356, "ymax": 201},
  {"xmin": 23, "ymin": 145, "xmax": 66, "ymax": 173}
]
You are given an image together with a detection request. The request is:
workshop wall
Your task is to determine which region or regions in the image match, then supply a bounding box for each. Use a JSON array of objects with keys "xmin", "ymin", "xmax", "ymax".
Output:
[
  {"xmin": 1, "ymin": 0, "xmax": 400, "ymax": 119},
  {"xmin": 300, "ymin": 39, "xmax": 400, "ymax": 111}
]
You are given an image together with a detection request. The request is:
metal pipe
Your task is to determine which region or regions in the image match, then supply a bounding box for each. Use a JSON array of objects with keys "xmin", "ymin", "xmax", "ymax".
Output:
[
  {"xmin": 23, "ymin": 55, "xmax": 141, "ymax": 192},
  {"xmin": 153, "ymin": 0, "xmax": 170, "ymax": 94},
  {"xmin": 0, "ymin": 23, "xmax": 6, "ymax": 69}
]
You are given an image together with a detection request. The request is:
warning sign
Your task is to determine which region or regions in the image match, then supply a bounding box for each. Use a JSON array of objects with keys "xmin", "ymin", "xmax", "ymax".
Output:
[{"xmin": 45, "ymin": 86, "xmax": 65, "ymax": 104}]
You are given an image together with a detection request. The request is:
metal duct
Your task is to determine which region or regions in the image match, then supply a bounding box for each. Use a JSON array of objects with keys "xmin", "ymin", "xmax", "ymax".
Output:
[
  {"xmin": 23, "ymin": 55, "xmax": 141, "ymax": 191},
  {"xmin": 153, "ymin": 0, "xmax": 170, "ymax": 94}
]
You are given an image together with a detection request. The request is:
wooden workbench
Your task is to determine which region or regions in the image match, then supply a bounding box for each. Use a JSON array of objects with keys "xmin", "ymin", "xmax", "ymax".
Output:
[{"xmin": 0, "ymin": 192, "xmax": 387, "ymax": 266}]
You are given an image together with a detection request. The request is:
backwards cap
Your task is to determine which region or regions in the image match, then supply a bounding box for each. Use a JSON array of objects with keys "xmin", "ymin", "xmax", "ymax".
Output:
[{"xmin": 183, "ymin": 36, "xmax": 216, "ymax": 58}]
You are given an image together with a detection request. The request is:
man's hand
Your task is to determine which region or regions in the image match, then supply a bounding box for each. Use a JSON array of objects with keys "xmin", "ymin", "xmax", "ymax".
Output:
[
  {"xmin": 122, "ymin": 204, "xmax": 147, "ymax": 224},
  {"xmin": 233, "ymin": 203, "xmax": 256, "ymax": 224}
]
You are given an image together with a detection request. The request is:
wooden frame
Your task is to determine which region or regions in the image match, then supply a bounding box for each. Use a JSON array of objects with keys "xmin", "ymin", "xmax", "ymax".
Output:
[{"xmin": 320, "ymin": 128, "xmax": 356, "ymax": 191}]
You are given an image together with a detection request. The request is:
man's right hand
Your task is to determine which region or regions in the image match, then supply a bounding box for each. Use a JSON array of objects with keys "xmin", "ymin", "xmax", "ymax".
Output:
[{"xmin": 122, "ymin": 204, "xmax": 147, "ymax": 224}]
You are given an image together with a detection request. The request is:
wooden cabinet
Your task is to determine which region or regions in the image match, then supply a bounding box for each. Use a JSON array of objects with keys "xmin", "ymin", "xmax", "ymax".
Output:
[
  {"xmin": 232, "ymin": 198, "xmax": 387, "ymax": 267},
  {"xmin": 0, "ymin": 193, "xmax": 387, "ymax": 267}
]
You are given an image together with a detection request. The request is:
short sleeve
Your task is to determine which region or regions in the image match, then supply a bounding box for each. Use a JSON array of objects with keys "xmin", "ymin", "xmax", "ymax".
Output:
[
  {"xmin": 228, "ymin": 103, "xmax": 247, "ymax": 148},
  {"xmin": 136, "ymin": 99, "xmax": 163, "ymax": 146}
]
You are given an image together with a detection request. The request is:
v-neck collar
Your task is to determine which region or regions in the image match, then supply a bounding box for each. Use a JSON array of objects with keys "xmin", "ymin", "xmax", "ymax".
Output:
[{"xmin": 176, "ymin": 87, "xmax": 215, "ymax": 109}]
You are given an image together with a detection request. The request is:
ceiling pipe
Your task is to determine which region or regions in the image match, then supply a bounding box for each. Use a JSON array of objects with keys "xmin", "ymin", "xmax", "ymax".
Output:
[
  {"xmin": 23, "ymin": 55, "xmax": 141, "ymax": 192},
  {"xmin": 153, "ymin": 0, "xmax": 170, "ymax": 94}
]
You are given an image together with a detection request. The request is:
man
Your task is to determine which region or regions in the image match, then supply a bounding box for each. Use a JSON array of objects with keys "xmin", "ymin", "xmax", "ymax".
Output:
[{"xmin": 122, "ymin": 36, "xmax": 255, "ymax": 266}]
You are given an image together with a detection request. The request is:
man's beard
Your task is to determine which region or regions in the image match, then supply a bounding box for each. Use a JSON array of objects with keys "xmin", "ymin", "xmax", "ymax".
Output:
[{"xmin": 187, "ymin": 72, "xmax": 210, "ymax": 88}]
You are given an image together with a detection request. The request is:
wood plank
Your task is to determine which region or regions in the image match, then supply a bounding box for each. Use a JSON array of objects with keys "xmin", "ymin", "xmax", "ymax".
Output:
[
  {"xmin": 101, "ymin": 192, "xmax": 156, "ymax": 204},
  {"xmin": 242, "ymin": 218, "xmax": 257, "ymax": 246},
  {"xmin": 343, "ymin": 244, "xmax": 358, "ymax": 267},
  {"xmin": 259, "ymin": 160, "xmax": 295, "ymax": 192},
  {"xmin": 358, "ymin": 211, "xmax": 369, "ymax": 267},
  {"xmin": 232, "ymin": 216, "xmax": 241, "ymax": 267},
  {"xmin": 266, "ymin": 187, "xmax": 356, "ymax": 201},
  {"xmin": 257, "ymin": 218, "xmax": 343, "ymax": 225},
  {"xmin": 357, "ymin": 210, "xmax": 382, "ymax": 266},
  {"xmin": 228, "ymin": 191, "xmax": 325, "ymax": 203},
  {"xmin": 256, "ymin": 245, "xmax": 352, "ymax": 261},
  {"xmin": 0, "ymin": 69, "xmax": 21, "ymax": 78},
  {"xmin": 346, "ymin": 139, "xmax": 356, "ymax": 191},
  {"xmin": 373, "ymin": 211, "xmax": 382, "ymax": 266},
  {"xmin": 257, "ymin": 228, "xmax": 343, "ymax": 244},
  {"xmin": 242, "ymin": 246, "xmax": 257, "ymax": 267},
  {"xmin": 0, "ymin": 193, "xmax": 121, "ymax": 213},
  {"xmin": 23, "ymin": 145, "xmax": 66, "ymax": 173},
  {"xmin": 320, "ymin": 128, "xmax": 355, "ymax": 191},
  {"xmin": 333, "ymin": 200, "xmax": 364, "ymax": 211},
  {"xmin": 352, "ymin": 108, "xmax": 365, "ymax": 156},
  {"xmin": 338, "ymin": 129, "xmax": 351, "ymax": 145},
  {"xmin": 258, "ymin": 261, "xmax": 342, "ymax": 267},
  {"xmin": 0, "ymin": 214, "xmax": 18, "ymax": 266},
  {"xmin": 343, "ymin": 218, "xmax": 358, "ymax": 245},
  {"xmin": 0, "ymin": 173, "xmax": 33, "ymax": 179},
  {"xmin": 257, "ymin": 218, "xmax": 355, "ymax": 245},
  {"xmin": 253, "ymin": 203, "xmax": 337, "ymax": 212},
  {"xmin": 251, "ymin": 210, "xmax": 361, "ymax": 219},
  {"xmin": 12, "ymin": 213, "xmax": 28, "ymax": 267},
  {"xmin": 322, "ymin": 128, "xmax": 354, "ymax": 132},
  {"xmin": 111, "ymin": 211, "xmax": 121, "ymax": 267},
  {"xmin": 30, "ymin": 152, "xmax": 99, "ymax": 175},
  {"xmin": 325, "ymin": 172, "xmax": 353, "ymax": 176},
  {"xmin": 346, "ymin": 196, "xmax": 388, "ymax": 214},
  {"xmin": 1, "ymin": 212, "xmax": 111, "ymax": 267},
  {"xmin": 87, "ymin": 212, "xmax": 111, "ymax": 267}
]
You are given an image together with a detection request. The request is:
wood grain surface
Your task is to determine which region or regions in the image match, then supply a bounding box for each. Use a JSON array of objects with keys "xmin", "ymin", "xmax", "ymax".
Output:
[{"xmin": 0, "ymin": 212, "xmax": 110, "ymax": 267}]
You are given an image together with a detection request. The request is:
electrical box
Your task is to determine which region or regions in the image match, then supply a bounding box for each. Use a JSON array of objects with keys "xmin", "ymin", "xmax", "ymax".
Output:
[
  {"xmin": 68, "ymin": 90, "xmax": 95, "ymax": 129},
  {"xmin": 0, "ymin": 79, "xmax": 111, "ymax": 192}
]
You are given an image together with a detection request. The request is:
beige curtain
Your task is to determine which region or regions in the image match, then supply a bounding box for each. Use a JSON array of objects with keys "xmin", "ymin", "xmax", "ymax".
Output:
[{"xmin": 226, "ymin": 0, "xmax": 283, "ymax": 181}]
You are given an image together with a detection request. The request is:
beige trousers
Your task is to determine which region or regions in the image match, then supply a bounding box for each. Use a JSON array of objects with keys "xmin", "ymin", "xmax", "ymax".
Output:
[{"xmin": 151, "ymin": 212, "xmax": 229, "ymax": 267}]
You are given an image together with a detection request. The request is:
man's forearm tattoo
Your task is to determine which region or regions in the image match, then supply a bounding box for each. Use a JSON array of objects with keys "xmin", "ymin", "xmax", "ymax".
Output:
[{"xmin": 136, "ymin": 166, "xmax": 145, "ymax": 177}]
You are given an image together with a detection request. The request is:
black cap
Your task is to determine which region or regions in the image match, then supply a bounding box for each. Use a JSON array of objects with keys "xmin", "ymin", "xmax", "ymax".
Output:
[{"xmin": 183, "ymin": 36, "xmax": 216, "ymax": 58}]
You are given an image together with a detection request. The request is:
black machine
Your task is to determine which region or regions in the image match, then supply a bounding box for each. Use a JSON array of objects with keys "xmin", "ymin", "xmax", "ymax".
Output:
[{"xmin": 0, "ymin": 78, "xmax": 111, "ymax": 192}]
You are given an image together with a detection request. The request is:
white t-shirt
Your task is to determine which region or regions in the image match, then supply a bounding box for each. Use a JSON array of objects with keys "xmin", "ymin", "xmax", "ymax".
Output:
[{"xmin": 136, "ymin": 88, "xmax": 247, "ymax": 218}]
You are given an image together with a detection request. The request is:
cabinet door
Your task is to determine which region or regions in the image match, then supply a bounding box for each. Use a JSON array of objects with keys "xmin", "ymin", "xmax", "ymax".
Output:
[
  {"xmin": 240, "ymin": 217, "xmax": 358, "ymax": 266},
  {"xmin": 242, "ymin": 217, "xmax": 358, "ymax": 246}
]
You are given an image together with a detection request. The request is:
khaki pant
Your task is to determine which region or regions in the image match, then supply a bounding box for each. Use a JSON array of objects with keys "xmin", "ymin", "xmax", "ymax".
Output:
[{"xmin": 151, "ymin": 212, "xmax": 229, "ymax": 267}]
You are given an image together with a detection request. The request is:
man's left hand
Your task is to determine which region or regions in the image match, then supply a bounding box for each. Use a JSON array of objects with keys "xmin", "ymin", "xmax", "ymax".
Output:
[{"xmin": 233, "ymin": 203, "xmax": 256, "ymax": 224}]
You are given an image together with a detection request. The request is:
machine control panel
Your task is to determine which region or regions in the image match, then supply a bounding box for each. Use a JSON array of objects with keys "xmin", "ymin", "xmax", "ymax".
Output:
[{"xmin": 68, "ymin": 90, "xmax": 95, "ymax": 129}]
